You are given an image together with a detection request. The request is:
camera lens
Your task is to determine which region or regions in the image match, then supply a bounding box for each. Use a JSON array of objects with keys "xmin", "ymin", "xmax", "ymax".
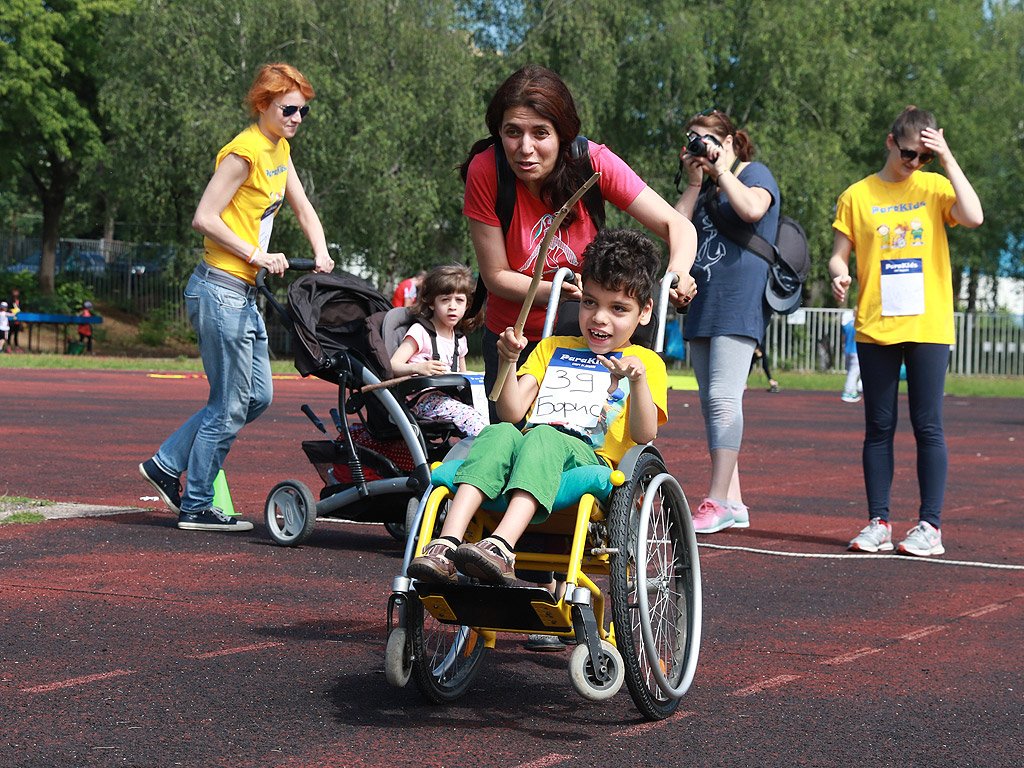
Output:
[{"xmin": 686, "ymin": 134, "xmax": 708, "ymax": 158}]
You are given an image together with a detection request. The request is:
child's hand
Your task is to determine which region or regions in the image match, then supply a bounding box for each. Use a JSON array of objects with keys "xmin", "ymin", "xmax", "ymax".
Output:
[
  {"xmin": 496, "ymin": 326, "xmax": 527, "ymax": 364},
  {"xmin": 417, "ymin": 359, "xmax": 450, "ymax": 376},
  {"xmin": 598, "ymin": 354, "xmax": 646, "ymax": 383}
]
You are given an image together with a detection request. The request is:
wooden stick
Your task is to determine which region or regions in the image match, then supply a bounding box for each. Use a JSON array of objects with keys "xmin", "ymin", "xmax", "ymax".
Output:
[{"xmin": 488, "ymin": 171, "xmax": 602, "ymax": 402}]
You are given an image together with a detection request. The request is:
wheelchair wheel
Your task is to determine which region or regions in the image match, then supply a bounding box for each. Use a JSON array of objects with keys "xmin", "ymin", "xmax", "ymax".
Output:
[
  {"xmin": 408, "ymin": 597, "xmax": 487, "ymax": 703},
  {"xmin": 608, "ymin": 452, "xmax": 701, "ymax": 720},
  {"xmin": 568, "ymin": 640, "xmax": 625, "ymax": 702},
  {"xmin": 384, "ymin": 627, "xmax": 413, "ymax": 688},
  {"xmin": 264, "ymin": 480, "xmax": 317, "ymax": 547}
]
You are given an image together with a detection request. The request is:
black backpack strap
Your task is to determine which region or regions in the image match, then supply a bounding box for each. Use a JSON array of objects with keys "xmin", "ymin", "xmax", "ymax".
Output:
[
  {"xmin": 493, "ymin": 137, "xmax": 517, "ymax": 237},
  {"xmin": 571, "ymin": 136, "xmax": 605, "ymax": 230},
  {"xmin": 704, "ymin": 194, "xmax": 777, "ymax": 266}
]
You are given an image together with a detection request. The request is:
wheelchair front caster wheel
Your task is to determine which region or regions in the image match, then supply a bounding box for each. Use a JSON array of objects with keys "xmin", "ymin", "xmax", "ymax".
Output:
[
  {"xmin": 568, "ymin": 640, "xmax": 625, "ymax": 701},
  {"xmin": 264, "ymin": 479, "xmax": 317, "ymax": 547},
  {"xmin": 384, "ymin": 627, "xmax": 412, "ymax": 688}
]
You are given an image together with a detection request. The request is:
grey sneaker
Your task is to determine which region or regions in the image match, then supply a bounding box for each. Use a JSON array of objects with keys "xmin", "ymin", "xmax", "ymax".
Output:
[
  {"xmin": 139, "ymin": 459, "xmax": 182, "ymax": 513},
  {"xmin": 849, "ymin": 518, "xmax": 893, "ymax": 552},
  {"xmin": 898, "ymin": 521, "xmax": 945, "ymax": 557},
  {"xmin": 178, "ymin": 507, "xmax": 253, "ymax": 532}
]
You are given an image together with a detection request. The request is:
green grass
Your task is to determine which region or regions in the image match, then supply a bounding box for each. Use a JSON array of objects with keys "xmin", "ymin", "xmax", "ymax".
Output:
[
  {"xmin": 0, "ymin": 512, "xmax": 47, "ymax": 525},
  {"xmin": 0, "ymin": 496, "xmax": 53, "ymax": 525},
  {"xmin": 2, "ymin": 352, "xmax": 1021, "ymax": 397}
]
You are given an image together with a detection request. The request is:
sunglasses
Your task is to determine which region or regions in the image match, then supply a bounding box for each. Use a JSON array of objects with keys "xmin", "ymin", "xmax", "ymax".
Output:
[
  {"xmin": 275, "ymin": 103, "xmax": 310, "ymax": 118},
  {"xmin": 691, "ymin": 107, "xmax": 720, "ymax": 120},
  {"xmin": 892, "ymin": 136, "xmax": 934, "ymax": 165}
]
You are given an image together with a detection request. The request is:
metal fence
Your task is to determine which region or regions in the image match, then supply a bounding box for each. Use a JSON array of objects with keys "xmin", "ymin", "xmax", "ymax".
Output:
[
  {"xmin": 671, "ymin": 306, "xmax": 1024, "ymax": 377},
  {"xmin": 6, "ymin": 236, "xmax": 1023, "ymax": 375}
]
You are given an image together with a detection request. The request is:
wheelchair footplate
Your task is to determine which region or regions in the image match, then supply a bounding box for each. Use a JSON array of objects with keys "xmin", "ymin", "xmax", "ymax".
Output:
[{"xmin": 413, "ymin": 582, "xmax": 573, "ymax": 635}]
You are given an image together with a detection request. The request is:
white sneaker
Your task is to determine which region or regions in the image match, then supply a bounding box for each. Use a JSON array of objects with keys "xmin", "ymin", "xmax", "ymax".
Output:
[
  {"xmin": 898, "ymin": 521, "xmax": 945, "ymax": 557},
  {"xmin": 848, "ymin": 518, "xmax": 893, "ymax": 552},
  {"xmin": 841, "ymin": 391, "xmax": 862, "ymax": 403}
]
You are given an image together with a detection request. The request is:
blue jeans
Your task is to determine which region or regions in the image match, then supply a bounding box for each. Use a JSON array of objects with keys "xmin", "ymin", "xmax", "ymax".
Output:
[
  {"xmin": 154, "ymin": 272, "xmax": 273, "ymax": 512},
  {"xmin": 857, "ymin": 341, "xmax": 948, "ymax": 528}
]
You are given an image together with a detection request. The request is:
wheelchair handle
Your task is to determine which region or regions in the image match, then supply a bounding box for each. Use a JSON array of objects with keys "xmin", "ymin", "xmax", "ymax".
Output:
[
  {"xmin": 255, "ymin": 257, "xmax": 317, "ymax": 327},
  {"xmin": 654, "ymin": 272, "xmax": 680, "ymax": 354},
  {"xmin": 541, "ymin": 267, "xmax": 580, "ymax": 340}
]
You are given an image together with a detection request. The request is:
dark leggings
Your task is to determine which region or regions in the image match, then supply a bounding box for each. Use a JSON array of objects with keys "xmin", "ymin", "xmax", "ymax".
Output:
[{"xmin": 857, "ymin": 341, "xmax": 949, "ymax": 528}]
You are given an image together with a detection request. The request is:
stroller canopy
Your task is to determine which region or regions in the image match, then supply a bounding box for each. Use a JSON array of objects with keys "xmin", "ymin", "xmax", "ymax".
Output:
[{"xmin": 287, "ymin": 272, "xmax": 393, "ymax": 379}]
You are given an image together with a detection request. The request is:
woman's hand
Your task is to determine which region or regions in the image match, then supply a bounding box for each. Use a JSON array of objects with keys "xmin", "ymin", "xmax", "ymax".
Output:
[
  {"xmin": 313, "ymin": 253, "xmax": 335, "ymax": 274},
  {"xmin": 920, "ymin": 127, "xmax": 952, "ymax": 166},
  {"xmin": 250, "ymin": 250, "xmax": 289, "ymax": 276},
  {"xmin": 831, "ymin": 274, "xmax": 852, "ymax": 304}
]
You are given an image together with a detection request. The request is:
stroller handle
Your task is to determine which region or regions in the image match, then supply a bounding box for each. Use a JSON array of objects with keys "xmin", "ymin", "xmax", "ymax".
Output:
[{"xmin": 255, "ymin": 258, "xmax": 317, "ymax": 327}]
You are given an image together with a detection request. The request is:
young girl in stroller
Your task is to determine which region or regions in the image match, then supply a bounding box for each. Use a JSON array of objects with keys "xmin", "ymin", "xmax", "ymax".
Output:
[{"xmin": 390, "ymin": 264, "xmax": 488, "ymax": 438}]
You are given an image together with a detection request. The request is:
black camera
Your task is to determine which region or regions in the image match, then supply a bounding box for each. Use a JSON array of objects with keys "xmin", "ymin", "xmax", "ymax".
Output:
[{"xmin": 685, "ymin": 133, "xmax": 712, "ymax": 158}]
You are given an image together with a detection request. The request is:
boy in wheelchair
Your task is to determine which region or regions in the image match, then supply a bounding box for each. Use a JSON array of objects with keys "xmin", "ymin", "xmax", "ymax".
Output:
[{"xmin": 408, "ymin": 228, "xmax": 668, "ymax": 585}]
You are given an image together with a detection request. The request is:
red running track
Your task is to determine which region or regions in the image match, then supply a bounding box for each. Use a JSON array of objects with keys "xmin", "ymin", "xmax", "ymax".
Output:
[{"xmin": 1, "ymin": 369, "xmax": 1021, "ymax": 768}]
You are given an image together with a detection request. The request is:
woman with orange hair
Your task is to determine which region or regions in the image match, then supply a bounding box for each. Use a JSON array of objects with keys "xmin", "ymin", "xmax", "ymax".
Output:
[{"xmin": 140, "ymin": 62, "xmax": 334, "ymax": 533}]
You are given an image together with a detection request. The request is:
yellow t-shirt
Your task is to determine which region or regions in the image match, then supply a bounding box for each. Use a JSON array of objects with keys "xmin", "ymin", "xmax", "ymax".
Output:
[
  {"xmin": 518, "ymin": 335, "xmax": 668, "ymax": 466},
  {"xmin": 833, "ymin": 171, "xmax": 957, "ymax": 345},
  {"xmin": 203, "ymin": 124, "xmax": 290, "ymax": 284}
]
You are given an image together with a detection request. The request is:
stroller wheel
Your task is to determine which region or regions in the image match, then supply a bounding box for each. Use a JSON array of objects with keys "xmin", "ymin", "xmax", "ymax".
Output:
[{"xmin": 265, "ymin": 480, "xmax": 318, "ymax": 546}]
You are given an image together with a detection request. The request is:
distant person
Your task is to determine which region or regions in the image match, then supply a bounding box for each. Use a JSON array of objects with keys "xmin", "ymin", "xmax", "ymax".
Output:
[
  {"xmin": 673, "ymin": 108, "xmax": 780, "ymax": 534},
  {"xmin": 77, "ymin": 301, "xmax": 94, "ymax": 354},
  {"xmin": 139, "ymin": 62, "xmax": 334, "ymax": 533},
  {"xmin": 392, "ymin": 271, "xmax": 425, "ymax": 308},
  {"xmin": 0, "ymin": 301, "xmax": 9, "ymax": 353},
  {"xmin": 750, "ymin": 344, "xmax": 779, "ymax": 393},
  {"xmin": 390, "ymin": 264, "xmax": 488, "ymax": 438},
  {"xmin": 7, "ymin": 288, "xmax": 22, "ymax": 349},
  {"xmin": 841, "ymin": 310, "xmax": 861, "ymax": 403},
  {"xmin": 830, "ymin": 106, "xmax": 982, "ymax": 557}
]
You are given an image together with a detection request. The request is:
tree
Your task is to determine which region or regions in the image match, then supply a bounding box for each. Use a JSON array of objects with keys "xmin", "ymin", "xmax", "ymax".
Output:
[{"xmin": 0, "ymin": 0, "xmax": 133, "ymax": 293}]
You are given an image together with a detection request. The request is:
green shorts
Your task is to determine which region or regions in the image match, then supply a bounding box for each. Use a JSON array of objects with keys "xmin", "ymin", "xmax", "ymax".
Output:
[{"xmin": 453, "ymin": 422, "xmax": 601, "ymax": 523}]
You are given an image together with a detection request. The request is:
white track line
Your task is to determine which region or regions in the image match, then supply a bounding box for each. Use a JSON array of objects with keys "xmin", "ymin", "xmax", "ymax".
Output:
[{"xmin": 697, "ymin": 543, "xmax": 1024, "ymax": 570}]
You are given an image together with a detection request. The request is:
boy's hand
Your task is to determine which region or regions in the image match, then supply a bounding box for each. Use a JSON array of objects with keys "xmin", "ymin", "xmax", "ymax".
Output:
[
  {"xmin": 598, "ymin": 354, "xmax": 646, "ymax": 384},
  {"xmin": 496, "ymin": 326, "xmax": 527, "ymax": 364}
]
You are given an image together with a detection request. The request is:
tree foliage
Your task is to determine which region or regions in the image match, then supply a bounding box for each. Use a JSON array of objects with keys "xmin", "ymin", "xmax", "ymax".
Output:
[
  {"xmin": 1, "ymin": 0, "xmax": 134, "ymax": 292},
  {"xmin": 3, "ymin": 0, "xmax": 1022, "ymax": 303}
]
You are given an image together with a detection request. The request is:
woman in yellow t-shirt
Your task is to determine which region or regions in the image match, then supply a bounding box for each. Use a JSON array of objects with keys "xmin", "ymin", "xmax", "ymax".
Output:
[
  {"xmin": 139, "ymin": 63, "xmax": 334, "ymax": 533},
  {"xmin": 828, "ymin": 106, "xmax": 982, "ymax": 558}
]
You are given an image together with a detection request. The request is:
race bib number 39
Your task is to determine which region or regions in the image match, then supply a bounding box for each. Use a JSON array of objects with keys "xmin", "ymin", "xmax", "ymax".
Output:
[
  {"xmin": 526, "ymin": 348, "xmax": 628, "ymax": 449},
  {"xmin": 880, "ymin": 258, "xmax": 925, "ymax": 317}
]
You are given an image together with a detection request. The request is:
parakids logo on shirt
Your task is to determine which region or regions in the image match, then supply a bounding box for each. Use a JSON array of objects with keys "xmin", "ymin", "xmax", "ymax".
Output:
[
  {"xmin": 871, "ymin": 201, "xmax": 926, "ymax": 215},
  {"xmin": 553, "ymin": 349, "xmax": 604, "ymax": 367},
  {"xmin": 265, "ymin": 165, "xmax": 287, "ymax": 178}
]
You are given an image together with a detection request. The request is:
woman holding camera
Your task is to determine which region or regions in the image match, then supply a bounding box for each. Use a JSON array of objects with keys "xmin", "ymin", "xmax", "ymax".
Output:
[
  {"xmin": 673, "ymin": 109, "xmax": 779, "ymax": 534},
  {"xmin": 831, "ymin": 106, "xmax": 982, "ymax": 557},
  {"xmin": 461, "ymin": 65, "xmax": 697, "ymax": 412}
]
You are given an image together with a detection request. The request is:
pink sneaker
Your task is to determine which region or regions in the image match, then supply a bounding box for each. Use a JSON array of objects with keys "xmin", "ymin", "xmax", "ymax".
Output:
[{"xmin": 691, "ymin": 498, "xmax": 735, "ymax": 534}]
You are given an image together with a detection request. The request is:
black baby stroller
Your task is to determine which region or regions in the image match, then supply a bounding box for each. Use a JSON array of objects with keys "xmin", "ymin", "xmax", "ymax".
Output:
[{"xmin": 257, "ymin": 259, "xmax": 482, "ymax": 547}]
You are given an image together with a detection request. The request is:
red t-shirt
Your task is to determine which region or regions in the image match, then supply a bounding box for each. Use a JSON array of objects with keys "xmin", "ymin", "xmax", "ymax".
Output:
[{"xmin": 463, "ymin": 141, "xmax": 647, "ymax": 337}]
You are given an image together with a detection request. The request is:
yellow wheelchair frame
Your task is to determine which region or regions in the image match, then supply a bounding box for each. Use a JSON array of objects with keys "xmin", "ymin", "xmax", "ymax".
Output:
[{"xmin": 385, "ymin": 442, "xmax": 702, "ymax": 721}]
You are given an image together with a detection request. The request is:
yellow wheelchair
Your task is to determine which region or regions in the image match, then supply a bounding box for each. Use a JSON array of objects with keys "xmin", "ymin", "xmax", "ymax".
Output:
[
  {"xmin": 384, "ymin": 269, "xmax": 701, "ymax": 719},
  {"xmin": 384, "ymin": 437, "xmax": 701, "ymax": 720}
]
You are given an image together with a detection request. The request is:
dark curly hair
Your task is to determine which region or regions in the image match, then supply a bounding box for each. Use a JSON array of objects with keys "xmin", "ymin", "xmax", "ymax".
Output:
[{"xmin": 579, "ymin": 228, "xmax": 661, "ymax": 308}]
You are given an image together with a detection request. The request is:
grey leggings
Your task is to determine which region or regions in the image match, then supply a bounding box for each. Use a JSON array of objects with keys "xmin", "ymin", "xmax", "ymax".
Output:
[{"xmin": 689, "ymin": 335, "xmax": 757, "ymax": 452}]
